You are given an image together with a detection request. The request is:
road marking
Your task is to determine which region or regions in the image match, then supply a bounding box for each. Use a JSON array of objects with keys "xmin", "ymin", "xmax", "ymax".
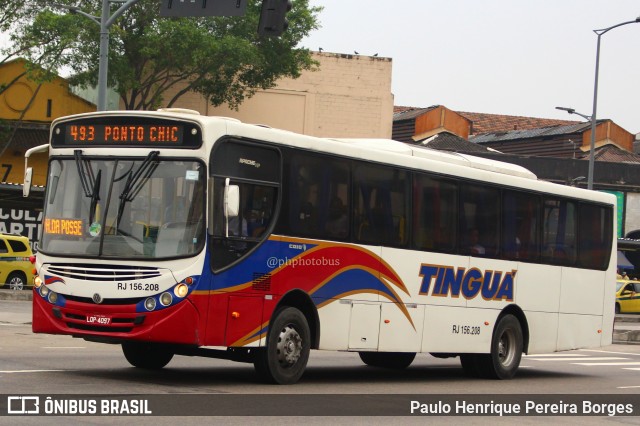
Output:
[
  {"xmin": 622, "ymin": 368, "xmax": 640, "ymax": 371},
  {"xmin": 583, "ymin": 349, "xmax": 640, "ymax": 357},
  {"xmin": 524, "ymin": 354, "xmax": 587, "ymax": 357},
  {"xmin": 528, "ymin": 357, "xmax": 627, "ymax": 362},
  {"xmin": 573, "ymin": 362, "xmax": 640, "ymax": 366},
  {"xmin": 0, "ymin": 370, "xmax": 69, "ymax": 374},
  {"xmin": 617, "ymin": 385, "xmax": 640, "ymax": 389}
]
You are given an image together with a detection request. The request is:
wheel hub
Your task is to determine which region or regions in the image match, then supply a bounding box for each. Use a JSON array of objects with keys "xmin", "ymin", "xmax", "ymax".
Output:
[{"xmin": 276, "ymin": 325, "xmax": 302, "ymax": 367}]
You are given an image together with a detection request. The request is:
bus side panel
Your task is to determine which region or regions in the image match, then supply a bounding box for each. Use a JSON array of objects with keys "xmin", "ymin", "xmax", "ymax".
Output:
[
  {"xmin": 389, "ymin": 250, "xmax": 468, "ymax": 308},
  {"xmin": 465, "ymin": 257, "xmax": 518, "ymax": 310},
  {"xmin": 420, "ymin": 305, "xmax": 494, "ymax": 353},
  {"xmin": 559, "ymin": 268, "xmax": 605, "ymax": 316},
  {"xmin": 315, "ymin": 301, "xmax": 351, "ymax": 350},
  {"xmin": 600, "ymin": 268, "xmax": 616, "ymax": 346},
  {"xmin": 378, "ymin": 301, "xmax": 424, "ymax": 352},
  {"xmin": 523, "ymin": 311, "xmax": 559, "ymax": 354},
  {"xmin": 348, "ymin": 302, "xmax": 381, "ymax": 350},
  {"xmin": 203, "ymin": 292, "xmax": 230, "ymax": 346},
  {"xmin": 512, "ymin": 263, "xmax": 561, "ymax": 313},
  {"xmin": 225, "ymin": 295, "xmax": 264, "ymax": 347},
  {"xmin": 557, "ymin": 314, "xmax": 604, "ymax": 351}
]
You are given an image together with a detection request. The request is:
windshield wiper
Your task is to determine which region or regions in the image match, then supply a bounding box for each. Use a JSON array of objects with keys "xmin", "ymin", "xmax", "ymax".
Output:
[
  {"xmin": 75, "ymin": 150, "xmax": 96, "ymax": 198},
  {"xmin": 75, "ymin": 150, "xmax": 101, "ymax": 223},
  {"xmin": 116, "ymin": 151, "xmax": 160, "ymax": 229},
  {"xmin": 89, "ymin": 170, "xmax": 101, "ymax": 224}
]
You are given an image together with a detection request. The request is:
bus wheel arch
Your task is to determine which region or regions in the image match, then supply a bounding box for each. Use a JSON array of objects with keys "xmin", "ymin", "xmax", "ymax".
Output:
[
  {"xmin": 497, "ymin": 304, "xmax": 529, "ymax": 354},
  {"xmin": 253, "ymin": 290, "xmax": 319, "ymax": 384},
  {"xmin": 254, "ymin": 305, "xmax": 311, "ymax": 384},
  {"xmin": 459, "ymin": 305, "xmax": 528, "ymax": 380},
  {"xmin": 272, "ymin": 289, "xmax": 320, "ymax": 349},
  {"xmin": 481, "ymin": 306, "xmax": 527, "ymax": 379}
]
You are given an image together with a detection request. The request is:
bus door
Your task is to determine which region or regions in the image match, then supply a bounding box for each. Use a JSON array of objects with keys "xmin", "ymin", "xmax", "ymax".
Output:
[{"xmin": 205, "ymin": 139, "xmax": 281, "ymax": 347}]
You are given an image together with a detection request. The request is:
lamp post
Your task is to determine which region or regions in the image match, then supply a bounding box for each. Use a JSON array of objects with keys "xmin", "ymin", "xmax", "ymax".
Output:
[
  {"xmin": 53, "ymin": 0, "xmax": 142, "ymax": 111},
  {"xmin": 586, "ymin": 17, "xmax": 640, "ymax": 190},
  {"xmin": 555, "ymin": 106, "xmax": 591, "ymax": 163}
]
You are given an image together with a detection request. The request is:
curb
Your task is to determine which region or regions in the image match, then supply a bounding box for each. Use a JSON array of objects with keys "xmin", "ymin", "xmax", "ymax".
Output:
[{"xmin": 0, "ymin": 289, "xmax": 33, "ymax": 301}]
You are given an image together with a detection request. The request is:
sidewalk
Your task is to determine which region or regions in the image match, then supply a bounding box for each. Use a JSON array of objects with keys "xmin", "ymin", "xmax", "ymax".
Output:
[
  {"xmin": 613, "ymin": 314, "xmax": 640, "ymax": 344},
  {"xmin": 1, "ymin": 289, "xmax": 639, "ymax": 343}
]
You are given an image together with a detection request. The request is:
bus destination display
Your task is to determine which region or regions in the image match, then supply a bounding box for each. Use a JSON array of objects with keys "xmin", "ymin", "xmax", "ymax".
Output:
[
  {"xmin": 52, "ymin": 117, "xmax": 202, "ymax": 148},
  {"xmin": 67, "ymin": 124, "xmax": 181, "ymax": 144}
]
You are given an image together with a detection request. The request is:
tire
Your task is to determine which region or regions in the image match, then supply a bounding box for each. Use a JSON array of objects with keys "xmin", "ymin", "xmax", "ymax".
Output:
[
  {"xmin": 254, "ymin": 307, "xmax": 311, "ymax": 384},
  {"xmin": 477, "ymin": 314, "xmax": 523, "ymax": 379},
  {"xmin": 359, "ymin": 352, "xmax": 416, "ymax": 369},
  {"xmin": 122, "ymin": 342, "xmax": 174, "ymax": 370},
  {"xmin": 7, "ymin": 272, "xmax": 26, "ymax": 291},
  {"xmin": 459, "ymin": 354, "xmax": 482, "ymax": 377}
]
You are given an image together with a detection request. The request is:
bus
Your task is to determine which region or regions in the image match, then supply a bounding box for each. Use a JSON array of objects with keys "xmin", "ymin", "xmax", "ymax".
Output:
[{"xmin": 24, "ymin": 109, "xmax": 616, "ymax": 384}]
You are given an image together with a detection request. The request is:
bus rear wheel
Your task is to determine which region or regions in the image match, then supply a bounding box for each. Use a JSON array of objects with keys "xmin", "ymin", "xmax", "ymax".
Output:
[
  {"xmin": 254, "ymin": 307, "xmax": 310, "ymax": 384},
  {"xmin": 459, "ymin": 354, "xmax": 482, "ymax": 377},
  {"xmin": 477, "ymin": 314, "xmax": 523, "ymax": 379},
  {"xmin": 122, "ymin": 342, "xmax": 174, "ymax": 370},
  {"xmin": 359, "ymin": 352, "xmax": 416, "ymax": 369}
]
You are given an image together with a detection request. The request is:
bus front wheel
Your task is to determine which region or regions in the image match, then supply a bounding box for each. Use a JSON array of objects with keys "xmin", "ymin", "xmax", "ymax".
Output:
[
  {"xmin": 478, "ymin": 314, "xmax": 523, "ymax": 379},
  {"xmin": 254, "ymin": 307, "xmax": 311, "ymax": 384},
  {"xmin": 122, "ymin": 342, "xmax": 174, "ymax": 370}
]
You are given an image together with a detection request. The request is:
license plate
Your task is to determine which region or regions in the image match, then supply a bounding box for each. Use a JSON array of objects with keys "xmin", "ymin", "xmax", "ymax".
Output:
[{"xmin": 86, "ymin": 314, "xmax": 111, "ymax": 325}]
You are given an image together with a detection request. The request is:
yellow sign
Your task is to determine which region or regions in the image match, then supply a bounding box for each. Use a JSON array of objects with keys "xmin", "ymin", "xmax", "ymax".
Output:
[{"xmin": 44, "ymin": 218, "xmax": 83, "ymax": 236}]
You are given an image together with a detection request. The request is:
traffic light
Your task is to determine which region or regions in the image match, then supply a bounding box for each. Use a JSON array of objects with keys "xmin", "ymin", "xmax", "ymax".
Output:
[{"xmin": 258, "ymin": 0, "xmax": 292, "ymax": 37}]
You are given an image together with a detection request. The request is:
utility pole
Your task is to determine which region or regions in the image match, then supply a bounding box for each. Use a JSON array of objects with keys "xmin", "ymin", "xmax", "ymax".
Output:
[{"xmin": 54, "ymin": 0, "xmax": 142, "ymax": 111}]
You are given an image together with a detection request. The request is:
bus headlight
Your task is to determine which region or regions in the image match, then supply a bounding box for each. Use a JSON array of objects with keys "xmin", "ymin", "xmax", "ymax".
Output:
[
  {"xmin": 40, "ymin": 285, "xmax": 49, "ymax": 297},
  {"xmin": 48, "ymin": 291, "xmax": 58, "ymax": 304},
  {"xmin": 159, "ymin": 292, "xmax": 173, "ymax": 306},
  {"xmin": 34, "ymin": 276, "xmax": 43, "ymax": 288},
  {"xmin": 144, "ymin": 297, "xmax": 156, "ymax": 311},
  {"xmin": 174, "ymin": 283, "xmax": 188, "ymax": 298}
]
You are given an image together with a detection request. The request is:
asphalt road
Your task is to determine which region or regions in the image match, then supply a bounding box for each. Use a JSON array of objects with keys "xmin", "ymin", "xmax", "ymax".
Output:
[{"xmin": 2, "ymin": 299, "xmax": 640, "ymax": 425}]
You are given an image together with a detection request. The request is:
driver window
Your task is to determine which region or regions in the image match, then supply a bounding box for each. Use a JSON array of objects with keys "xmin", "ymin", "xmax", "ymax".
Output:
[{"xmin": 211, "ymin": 179, "xmax": 278, "ymax": 270}]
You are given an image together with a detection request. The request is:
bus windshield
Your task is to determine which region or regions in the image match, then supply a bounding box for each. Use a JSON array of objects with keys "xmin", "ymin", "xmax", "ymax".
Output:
[{"xmin": 40, "ymin": 155, "xmax": 205, "ymax": 259}]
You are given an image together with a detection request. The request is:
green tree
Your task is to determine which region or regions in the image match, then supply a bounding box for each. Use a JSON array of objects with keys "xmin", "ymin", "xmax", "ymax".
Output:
[
  {"xmin": 1, "ymin": 1, "xmax": 81, "ymax": 158},
  {"xmin": 1, "ymin": 0, "xmax": 73, "ymax": 95},
  {"xmin": 15, "ymin": 0, "xmax": 321, "ymax": 110}
]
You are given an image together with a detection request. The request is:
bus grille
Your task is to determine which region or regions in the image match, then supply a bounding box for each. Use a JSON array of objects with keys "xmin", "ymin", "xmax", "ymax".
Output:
[{"xmin": 45, "ymin": 264, "xmax": 161, "ymax": 282}]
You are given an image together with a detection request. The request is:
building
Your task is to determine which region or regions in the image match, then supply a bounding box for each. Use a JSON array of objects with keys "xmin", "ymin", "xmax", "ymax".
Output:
[
  {"xmin": 392, "ymin": 105, "xmax": 640, "ymax": 241},
  {"xmin": 0, "ymin": 58, "xmax": 95, "ymax": 249},
  {"xmin": 165, "ymin": 52, "xmax": 394, "ymax": 139}
]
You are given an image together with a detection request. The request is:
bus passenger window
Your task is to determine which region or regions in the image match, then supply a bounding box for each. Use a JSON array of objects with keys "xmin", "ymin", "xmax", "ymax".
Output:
[
  {"xmin": 326, "ymin": 196, "xmax": 348, "ymax": 237},
  {"xmin": 412, "ymin": 175, "xmax": 457, "ymax": 253}
]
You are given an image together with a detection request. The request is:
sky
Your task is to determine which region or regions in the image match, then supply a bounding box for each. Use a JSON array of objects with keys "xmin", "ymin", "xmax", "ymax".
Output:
[{"xmin": 300, "ymin": 0, "xmax": 640, "ymax": 134}]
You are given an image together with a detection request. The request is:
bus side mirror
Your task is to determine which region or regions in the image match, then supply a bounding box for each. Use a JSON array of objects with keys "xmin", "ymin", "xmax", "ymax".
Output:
[
  {"xmin": 23, "ymin": 167, "xmax": 33, "ymax": 198},
  {"xmin": 224, "ymin": 182, "xmax": 240, "ymax": 218}
]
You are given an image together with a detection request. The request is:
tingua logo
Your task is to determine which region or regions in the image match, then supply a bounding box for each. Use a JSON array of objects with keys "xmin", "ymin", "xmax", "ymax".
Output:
[{"xmin": 418, "ymin": 264, "xmax": 515, "ymax": 301}]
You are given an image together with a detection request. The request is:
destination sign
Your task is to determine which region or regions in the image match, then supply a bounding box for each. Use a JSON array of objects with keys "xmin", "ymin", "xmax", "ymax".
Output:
[
  {"xmin": 44, "ymin": 218, "xmax": 84, "ymax": 236},
  {"xmin": 52, "ymin": 117, "xmax": 202, "ymax": 148}
]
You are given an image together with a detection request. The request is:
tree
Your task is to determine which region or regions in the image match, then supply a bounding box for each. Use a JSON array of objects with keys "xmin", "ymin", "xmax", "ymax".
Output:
[
  {"xmin": 1, "ymin": 0, "xmax": 73, "ymax": 95},
  {"xmin": 14, "ymin": 0, "xmax": 322, "ymax": 110},
  {"xmin": 0, "ymin": 1, "xmax": 82, "ymax": 158}
]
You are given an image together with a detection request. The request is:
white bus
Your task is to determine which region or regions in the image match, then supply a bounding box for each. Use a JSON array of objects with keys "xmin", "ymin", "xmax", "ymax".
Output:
[{"xmin": 25, "ymin": 109, "xmax": 616, "ymax": 384}]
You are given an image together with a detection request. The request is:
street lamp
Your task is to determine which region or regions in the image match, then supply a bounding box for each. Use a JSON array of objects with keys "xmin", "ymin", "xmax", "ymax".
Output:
[
  {"xmin": 586, "ymin": 16, "xmax": 640, "ymax": 190},
  {"xmin": 53, "ymin": 0, "xmax": 142, "ymax": 111},
  {"xmin": 555, "ymin": 106, "xmax": 591, "ymax": 162}
]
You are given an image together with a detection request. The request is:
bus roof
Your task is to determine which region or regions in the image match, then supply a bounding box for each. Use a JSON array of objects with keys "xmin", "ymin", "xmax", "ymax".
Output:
[{"xmin": 329, "ymin": 138, "xmax": 537, "ymax": 180}]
